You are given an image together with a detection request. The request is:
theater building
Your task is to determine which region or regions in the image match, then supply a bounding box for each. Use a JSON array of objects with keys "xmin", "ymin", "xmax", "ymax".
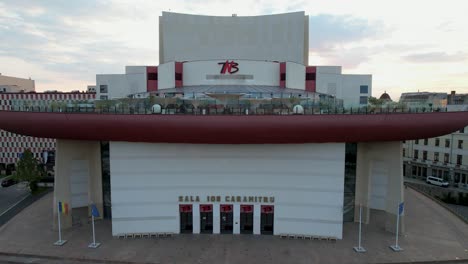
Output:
[{"xmin": 1, "ymin": 12, "xmax": 467, "ymax": 240}]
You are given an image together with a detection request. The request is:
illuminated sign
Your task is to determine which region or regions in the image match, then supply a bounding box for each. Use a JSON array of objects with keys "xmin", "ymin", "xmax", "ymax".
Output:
[
  {"xmin": 218, "ymin": 60, "xmax": 239, "ymax": 74},
  {"xmin": 178, "ymin": 195, "xmax": 275, "ymax": 203}
]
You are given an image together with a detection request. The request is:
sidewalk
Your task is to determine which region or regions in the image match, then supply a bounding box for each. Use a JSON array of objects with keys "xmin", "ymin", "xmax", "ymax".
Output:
[{"xmin": 0, "ymin": 188, "xmax": 466, "ymax": 264}]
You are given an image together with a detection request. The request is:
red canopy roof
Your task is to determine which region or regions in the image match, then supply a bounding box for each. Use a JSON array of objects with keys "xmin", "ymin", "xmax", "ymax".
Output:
[{"xmin": 0, "ymin": 111, "xmax": 467, "ymax": 144}]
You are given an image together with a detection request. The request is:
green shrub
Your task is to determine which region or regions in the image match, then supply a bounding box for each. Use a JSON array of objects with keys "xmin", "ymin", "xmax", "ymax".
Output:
[{"xmin": 29, "ymin": 180, "xmax": 38, "ymax": 193}]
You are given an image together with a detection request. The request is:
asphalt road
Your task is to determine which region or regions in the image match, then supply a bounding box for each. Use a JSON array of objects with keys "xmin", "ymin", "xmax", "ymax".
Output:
[
  {"xmin": 0, "ymin": 182, "xmax": 29, "ymax": 215},
  {"xmin": 405, "ymin": 176, "xmax": 468, "ymax": 193}
]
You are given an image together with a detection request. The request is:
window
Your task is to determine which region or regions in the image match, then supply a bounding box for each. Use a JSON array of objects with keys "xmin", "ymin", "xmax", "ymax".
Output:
[
  {"xmin": 457, "ymin": 155, "xmax": 462, "ymax": 165},
  {"xmin": 424, "ymin": 139, "xmax": 428, "ymax": 145},
  {"xmin": 423, "ymin": 151, "xmax": 427, "ymax": 160},
  {"xmin": 360, "ymin": 85, "xmax": 368, "ymax": 94},
  {"xmin": 99, "ymin": 85, "xmax": 108, "ymax": 93},
  {"xmin": 305, "ymin": 72, "xmax": 316, "ymax": 80},
  {"xmin": 444, "ymin": 153, "xmax": 449, "ymax": 163},
  {"xmin": 460, "ymin": 127, "xmax": 465, "ymax": 133},
  {"xmin": 434, "ymin": 152, "xmax": 439, "ymax": 162},
  {"xmin": 359, "ymin": 96, "xmax": 368, "ymax": 104},
  {"xmin": 435, "ymin": 138, "xmax": 440, "ymax": 147},
  {"xmin": 455, "ymin": 173, "xmax": 460, "ymax": 182},
  {"xmin": 148, "ymin": 73, "xmax": 158, "ymax": 80},
  {"xmin": 414, "ymin": 150, "xmax": 419, "ymax": 159},
  {"xmin": 445, "ymin": 139, "xmax": 450, "ymax": 148},
  {"xmin": 175, "ymin": 73, "xmax": 182, "ymax": 81},
  {"xmin": 403, "ymin": 148, "xmax": 406, "ymax": 157},
  {"xmin": 100, "ymin": 95, "xmax": 108, "ymax": 100},
  {"xmin": 415, "ymin": 139, "xmax": 419, "ymax": 144},
  {"xmin": 458, "ymin": 140, "xmax": 463, "ymax": 149},
  {"xmin": 280, "ymin": 73, "xmax": 286, "ymax": 81},
  {"xmin": 443, "ymin": 171, "xmax": 449, "ymax": 181}
]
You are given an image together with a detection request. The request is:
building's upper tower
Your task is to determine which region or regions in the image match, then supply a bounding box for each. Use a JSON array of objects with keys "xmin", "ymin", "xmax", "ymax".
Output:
[{"xmin": 159, "ymin": 12, "xmax": 309, "ymax": 65}]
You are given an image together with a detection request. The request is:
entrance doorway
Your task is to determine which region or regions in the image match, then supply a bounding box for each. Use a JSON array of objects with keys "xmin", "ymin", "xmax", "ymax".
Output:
[
  {"xmin": 240, "ymin": 205, "xmax": 254, "ymax": 234},
  {"xmin": 200, "ymin": 204, "xmax": 213, "ymax": 234},
  {"xmin": 260, "ymin": 205, "xmax": 274, "ymax": 235},
  {"xmin": 220, "ymin": 204, "xmax": 233, "ymax": 234},
  {"xmin": 179, "ymin": 204, "xmax": 193, "ymax": 234}
]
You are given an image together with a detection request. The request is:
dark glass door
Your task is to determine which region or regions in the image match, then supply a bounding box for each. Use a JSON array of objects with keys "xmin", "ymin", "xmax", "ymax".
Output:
[
  {"xmin": 260, "ymin": 205, "xmax": 274, "ymax": 235},
  {"xmin": 200, "ymin": 204, "xmax": 213, "ymax": 234},
  {"xmin": 240, "ymin": 205, "xmax": 253, "ymax": 234},
  {"xmin": 179, "ymin": 204, "xmax": 193, "ymax": 234},
  {"xmin": 220, "ymin": 204, "xmax": 233, "ymax": 234}
]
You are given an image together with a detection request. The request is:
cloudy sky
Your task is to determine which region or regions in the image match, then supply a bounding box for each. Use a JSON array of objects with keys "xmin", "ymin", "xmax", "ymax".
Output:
[{"xmin": 1, "ymin": 0, "xmax": 467, "ymax": 100}]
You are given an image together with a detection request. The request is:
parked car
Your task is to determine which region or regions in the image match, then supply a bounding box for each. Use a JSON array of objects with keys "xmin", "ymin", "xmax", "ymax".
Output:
[
  {"xmin": 426, "ymin": 176, "xmax": 449, "ymax": 187},
  {"xmin": 1, "ymin": 178, "xmax": 17, "ymax": 187}
]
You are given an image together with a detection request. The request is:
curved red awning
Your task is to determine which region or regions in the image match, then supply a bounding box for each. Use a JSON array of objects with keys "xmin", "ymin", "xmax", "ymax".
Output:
[{"xmin": 0, "ymin": 111, "xmax": 467, "ymax": 144}]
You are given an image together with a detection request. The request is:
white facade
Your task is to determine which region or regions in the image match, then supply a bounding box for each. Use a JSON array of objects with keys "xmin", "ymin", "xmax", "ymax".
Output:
[
  {"xmin": 181, "ymin": 60, "xmax": 280, "ymax": 87},
  {"xmin": 315, "ymin": 66, "xmax": 372, "ymax": 108},
  {"xmin": 110, "ymin": 142, "xmax": 345, "ymax": 238},
  {"xmin": 96, "ymin": 66, "xmax": 147, "ymax": 100},
  {"xmin": 159, "ymin": 12, "xmax": 308, "ymax": 65},
  {"xmin": 157, "ymin": 61, "xmax": 175, "ymax": 90},
  {"xmin": 285, "ymin": 62, "xmax": 305, "ymax": 90}
]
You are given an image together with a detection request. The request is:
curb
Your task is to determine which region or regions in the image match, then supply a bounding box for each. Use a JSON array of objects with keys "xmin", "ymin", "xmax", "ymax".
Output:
[{"xmin": 0, "ymin": 252, "xmax": 156, "ymax": 264}]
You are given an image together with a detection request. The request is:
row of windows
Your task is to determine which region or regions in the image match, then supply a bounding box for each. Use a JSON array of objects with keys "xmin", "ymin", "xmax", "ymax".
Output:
[
  {"xmin": 1, "ymin": 142, "xmax": 55, "ymax": 148},
  {"xmin": 1, "ymin": 152, "xmax": 42, "ymax": 158},
  {"xmin": 414, "ymin": 138, "xmax": 464, "ymax": 149},
  {"xmin": 408, "ymin": 165, "xmax": 467, "ymax": 183},
  {"xmin": 407, "ymin": 149, "xmax": 464, "ymax": 165}
]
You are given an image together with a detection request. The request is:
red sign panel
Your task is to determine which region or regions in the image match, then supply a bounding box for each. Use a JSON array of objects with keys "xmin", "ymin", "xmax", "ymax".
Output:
[
  {"xmin": 179, "ymin": 204, "xmax": 192, "ymax": 213},
  {"xmin": 240, "ymin": 205, "xmax": 253, "ymax": 213},
  {"xmin": 200, "ymin": 204, "xmax": 213, "ymax": 213},
  {"xmin": 261, "ymin": 205, "xmax": 274, "ymax": 214},
  {"xmin": 220, "ymin": 204, "xmax": 233, "ymax": 213}
]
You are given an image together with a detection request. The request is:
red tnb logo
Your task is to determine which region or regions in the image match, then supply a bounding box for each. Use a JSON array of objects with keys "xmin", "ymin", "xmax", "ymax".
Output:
[{"xmin": 218, "ymin": 60, "xmax": 239, "ymax": 74}]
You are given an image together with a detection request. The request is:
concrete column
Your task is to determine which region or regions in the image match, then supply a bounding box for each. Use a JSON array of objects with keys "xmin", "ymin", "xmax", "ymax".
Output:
[
  {"xmin": 53, "ymin": 140, "xmax": 103, "ymax": 229},
  {"xmin": 354, "ymin": 141, "xmax": 405, "ymax": 234},
  {"xmin": 53, "ymin": 139, "xmax": 72, "ymax": 230},
  {"xmin": 213, "ymin": 204, "xmax": 220, "ymax": 234},
  {"xmin": 193, "ymin": 204, "xmax": 200, "ymax": 234},
  {"xmin": 383, "ymin": 142, "xmax": 405, "ymax": 234},
  {"xmin": 233, "ymin": 204, "xmax": 240, "ymax": 234},
  {"xmin": 253, "ymin": 204, "xmax": 261, "ymax": 235}
]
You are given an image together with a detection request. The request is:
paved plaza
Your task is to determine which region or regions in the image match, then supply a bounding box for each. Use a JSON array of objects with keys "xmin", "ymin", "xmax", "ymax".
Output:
[{"xmin": 0, "ymin": 188, "xmax": 467, "ymax": 264}]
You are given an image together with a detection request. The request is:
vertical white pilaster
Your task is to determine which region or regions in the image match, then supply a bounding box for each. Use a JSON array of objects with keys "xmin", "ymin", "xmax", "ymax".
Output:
[
  {"xmin": 233, "ymin": 204, "xmax": 240, "ymax": 234},
  {"xmin": 193, "ymin": 204, "xmax": 200, "ymax": 234},
  {"xmin": 213, "ymin": 204, "xmax": 220, "ymax": 234},
  {"xmin": 253, "ymin": 204, "xmax": 261, "ymax": 235}
]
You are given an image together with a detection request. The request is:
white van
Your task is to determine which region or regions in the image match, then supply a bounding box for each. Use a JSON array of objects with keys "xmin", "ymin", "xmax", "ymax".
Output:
[{"xmin": 426, "ymin": 176, "xmax": 449, "ymax": 187}]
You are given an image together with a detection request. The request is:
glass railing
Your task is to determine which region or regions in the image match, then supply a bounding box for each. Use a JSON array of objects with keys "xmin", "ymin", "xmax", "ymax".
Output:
[{"xmin": 0, "ymin": 105, "xmax": 452, "ymax": 115}]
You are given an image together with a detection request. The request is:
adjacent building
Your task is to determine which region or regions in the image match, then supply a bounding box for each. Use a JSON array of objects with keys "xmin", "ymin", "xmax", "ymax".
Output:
[
  {"xmin": 403, "ymin": 91, "xmax": 468, "ymax": 187},
  {"xmin": 0, "ymin": 92, "xmax": 95, "ymax": 167},
  {"xmin": 0, "ymin": 74, "xmax": 35, "ymax": 93}
]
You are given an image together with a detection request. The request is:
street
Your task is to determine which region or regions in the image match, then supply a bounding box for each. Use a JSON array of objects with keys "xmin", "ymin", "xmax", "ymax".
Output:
[{"xmin": 0, "ymin": 182, "xmax": 30, "ymax": 216}]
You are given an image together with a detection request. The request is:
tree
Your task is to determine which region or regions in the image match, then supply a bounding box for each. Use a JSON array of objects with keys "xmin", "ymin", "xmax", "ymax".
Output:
[
  {"xmin": 15, "ymin": 149, "xmax": 44, "ymax": 192},
  {"xmin": 368, "ymin": 96, "xmax": 384, "ymax": 107}
]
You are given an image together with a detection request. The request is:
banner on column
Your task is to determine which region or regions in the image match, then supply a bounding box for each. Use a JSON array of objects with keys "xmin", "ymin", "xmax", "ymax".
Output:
[{"xmin": 58, "ymin": 202, "xmax": 69, "ymax": 215}]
